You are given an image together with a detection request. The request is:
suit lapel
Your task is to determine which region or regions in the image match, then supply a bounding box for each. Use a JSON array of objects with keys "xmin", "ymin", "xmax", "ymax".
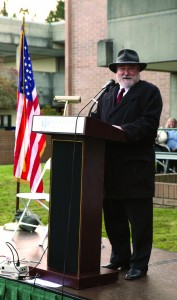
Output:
[
  {"xmin": 110, "ymin": 81, "xmax": 140, "ymax": 116},
  {"xmin": 109, "ymin": 85, "xmax": 120, "ymax": 114}
]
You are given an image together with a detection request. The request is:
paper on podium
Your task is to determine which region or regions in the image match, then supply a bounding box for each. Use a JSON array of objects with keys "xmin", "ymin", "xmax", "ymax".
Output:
[{"xmin": 32, "ymin": 116, "xmax": 86, "ymax": 134}]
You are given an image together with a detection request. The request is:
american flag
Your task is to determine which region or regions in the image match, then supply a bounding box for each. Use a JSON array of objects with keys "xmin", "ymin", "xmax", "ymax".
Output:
[{"xmin": 14, "ymin": 25, "xmax": 46, "ymax": 192}]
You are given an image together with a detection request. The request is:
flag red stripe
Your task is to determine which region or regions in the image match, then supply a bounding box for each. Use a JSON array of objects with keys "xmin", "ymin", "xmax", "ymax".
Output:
[{"xmin": 14, "ymin": 26, "xmax": 46, "ymax": 193}]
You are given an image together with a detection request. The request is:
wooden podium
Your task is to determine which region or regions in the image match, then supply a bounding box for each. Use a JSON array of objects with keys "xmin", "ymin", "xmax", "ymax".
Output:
[{"xmin": 32, "ymin": 116, "xmax": 126, "ymax": 289}]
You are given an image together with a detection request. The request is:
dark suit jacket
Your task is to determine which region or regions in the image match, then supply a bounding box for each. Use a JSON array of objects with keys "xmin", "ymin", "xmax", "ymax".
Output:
[{"xmin": 91, "ymin": 80, "xmax": 163, "ymax": 199}]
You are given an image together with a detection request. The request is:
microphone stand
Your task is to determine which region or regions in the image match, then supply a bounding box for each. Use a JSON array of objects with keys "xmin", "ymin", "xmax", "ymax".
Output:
[
  {"xmin": 87, "ymin": 85, "xmax": 112, "ymax": 117},
  {"xmin": 78, "ymin": 87, "xmax": 106, "ymax": 118},
  {"xmin": 87, "ymin": 80, "xmax": 116, "ymax": 117},
  {"xmin": 76, "ymin": 79, "xmax": 115, "ymax": 124},
  {"xmin": 87, "ymin": 94, "xmax": 101, "ymax": 117}
]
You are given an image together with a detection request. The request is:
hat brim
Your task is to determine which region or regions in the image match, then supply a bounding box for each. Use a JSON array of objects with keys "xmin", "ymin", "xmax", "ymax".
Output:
[{"xmin": 108, "ymin": 62, "xmax": 147, "ymax": 73}]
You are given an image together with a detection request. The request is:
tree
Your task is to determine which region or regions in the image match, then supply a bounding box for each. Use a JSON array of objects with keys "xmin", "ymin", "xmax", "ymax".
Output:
[
  {"xmin": 46, "ymin": 0, "xmax": 65, "ymax": 23},
  {"xmin": 0, "ymin": 1, "xmax": 8, "ymax": 17},
  {"xmin": 46, "ymin": 11, "xmax": 56, "ymax": 23},
  {"xmin": 41, "ymin": 105, "xmax": 59, "ymax": 116},
  {"xmin": 41, "ymin": 104, "xmax": 65, "ymax": 116},
  {"xmin": 55, "ymin": 0, "xmax": 65, "ymax": 20},
  {"xmin": 0, "ymin": 77, "xmax": 17, "ymax": 108},
  {"xmin": 0, "ymin": 61, "xmax": 18, "ymax": 109}
]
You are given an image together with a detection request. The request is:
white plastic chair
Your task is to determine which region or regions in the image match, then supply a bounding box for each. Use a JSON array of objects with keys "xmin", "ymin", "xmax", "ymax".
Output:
[{"xmin": 12, "ymin": 158, "xmax": 51, "ymax": 246}]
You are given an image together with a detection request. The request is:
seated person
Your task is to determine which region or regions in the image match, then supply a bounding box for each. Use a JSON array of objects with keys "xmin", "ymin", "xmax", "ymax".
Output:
[
  {"xmin": 155, "ymin": 130, "xmax": 169, "ymax": 173},
  {"xmin": 155, "ymin": 117, "xmax": 177, "ymax": 172},
  {"xmin": 165, "ymin": 117, "xmax": 177, "ymax": 129},
  {"xmin": 166, "ymin": 130, "xmax": 177, "ymax": 151},
  {"xmin": 165, "ymin": 117, "xmax": 177, "ymax": 151},
  {"xmin": 156, "ymin": 129, "xmax": 168, "ymax": 148},
  {"xmin": 156, "ymin": 117, "xmax": 177, "ymax": 149}
]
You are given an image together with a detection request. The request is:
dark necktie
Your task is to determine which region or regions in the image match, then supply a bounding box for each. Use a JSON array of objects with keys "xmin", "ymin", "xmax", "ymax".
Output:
[{"xmin": 116, "ymin": 88, "xmax": 125, "ymax": 105}]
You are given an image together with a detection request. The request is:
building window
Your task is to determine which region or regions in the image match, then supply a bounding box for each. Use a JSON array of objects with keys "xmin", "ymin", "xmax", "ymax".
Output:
[{"xmin": 0, "ymin": 115, "xmax": 11, "ymax": 128}]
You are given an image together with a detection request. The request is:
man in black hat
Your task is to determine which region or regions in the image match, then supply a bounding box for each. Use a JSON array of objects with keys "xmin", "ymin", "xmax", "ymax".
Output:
[{"xmin": 91, "ymin": 49, "xmax": 163, "ymax": 280}]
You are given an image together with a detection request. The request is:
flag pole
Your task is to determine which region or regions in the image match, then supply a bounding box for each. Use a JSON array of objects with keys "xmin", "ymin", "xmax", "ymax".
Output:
[{"xmin": 15, "ymin": 9, "xmax": 28, "ymax": 212}]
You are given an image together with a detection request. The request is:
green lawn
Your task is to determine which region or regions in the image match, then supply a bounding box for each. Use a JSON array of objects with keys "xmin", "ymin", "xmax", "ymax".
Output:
[
  {"xmin": 1, "ymin": 164, "xmax": 177, "ymax": 252},
  {"xmin": 0, "ymin": 164, "xmax": 49, "ymax": 225}
]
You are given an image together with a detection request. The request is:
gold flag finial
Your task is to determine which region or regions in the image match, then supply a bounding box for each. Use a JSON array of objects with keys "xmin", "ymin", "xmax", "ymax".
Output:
[
  {"xmin": 19, "ymin": 8, "xmax": 29, "ymax": 28},
  {"xmin": 19, "ymin": 8, "xmax": 29, "ymax": 15}
]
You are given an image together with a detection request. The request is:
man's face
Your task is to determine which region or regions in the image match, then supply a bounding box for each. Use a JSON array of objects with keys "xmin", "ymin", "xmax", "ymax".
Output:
[{"xmin": 116, "ymin": 64, "xmax": 140, "ymax": 89}]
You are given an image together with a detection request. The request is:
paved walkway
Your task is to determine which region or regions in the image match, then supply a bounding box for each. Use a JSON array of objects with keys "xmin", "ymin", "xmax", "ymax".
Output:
[{"xmin": 0, "ymin": 226, "xmax": 177, "ymax": 300}]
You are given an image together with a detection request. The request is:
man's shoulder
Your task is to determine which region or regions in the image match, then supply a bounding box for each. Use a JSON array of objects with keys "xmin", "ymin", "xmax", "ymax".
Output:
[{"xmin": 138, "ymin": 80, "xmax": 160, "ymax": 91}]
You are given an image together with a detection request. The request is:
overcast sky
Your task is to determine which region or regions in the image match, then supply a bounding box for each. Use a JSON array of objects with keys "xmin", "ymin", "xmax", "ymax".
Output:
[{"xmin": 0, "ymin": 0, "xmax": 57, "ymax": 22}]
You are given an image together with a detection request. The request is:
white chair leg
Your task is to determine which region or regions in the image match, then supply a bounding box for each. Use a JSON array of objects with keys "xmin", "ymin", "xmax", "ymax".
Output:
[{"xmin": 38, "ymin": 226, "xmax": 48, "ymax": 247}]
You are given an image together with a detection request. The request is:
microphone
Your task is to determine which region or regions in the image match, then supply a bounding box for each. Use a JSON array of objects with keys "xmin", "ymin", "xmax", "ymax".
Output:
[{"xmin": 102, "ymin": 79, "xmax": 115, "ymax": 91}]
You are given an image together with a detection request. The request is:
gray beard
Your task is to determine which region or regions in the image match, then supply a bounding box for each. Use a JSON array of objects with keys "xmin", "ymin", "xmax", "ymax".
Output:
[{"xmin": 119, "ymin": 74, "xmax": 140, "ymax": 89}]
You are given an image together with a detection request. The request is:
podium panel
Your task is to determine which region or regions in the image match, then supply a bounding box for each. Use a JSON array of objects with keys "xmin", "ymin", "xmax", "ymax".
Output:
[
  {"xmin": 48, "ymin": 139, "xmax": 82, "ymax": 273},
  {"xmin": 48, "ymin": 136, "xmax": 105, "ymax": 274}
]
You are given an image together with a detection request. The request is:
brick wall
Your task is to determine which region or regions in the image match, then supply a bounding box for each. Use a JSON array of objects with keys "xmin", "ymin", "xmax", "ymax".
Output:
[
  {"xmin": 154, "ymin": 174, "xmax": 177, "ymax": 208},
  {"xmin": 65, "ymin": 0, "xmax": 111, "ymax": 116},
  {"xmin": 141, "ymin": 71, "xmax": 170, "ymax": 126},
  {"xmin": 0, "ymin": 131, "xmax": 51, "ymax": 165}
]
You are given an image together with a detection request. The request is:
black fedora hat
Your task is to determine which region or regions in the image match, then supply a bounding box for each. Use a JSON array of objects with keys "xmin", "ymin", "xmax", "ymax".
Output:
[{"xmin": 108, "ymin": 49, "xmax": 147, "ymax": 73}]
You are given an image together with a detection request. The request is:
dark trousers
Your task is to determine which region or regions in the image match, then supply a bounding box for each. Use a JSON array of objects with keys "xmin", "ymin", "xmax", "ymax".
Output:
[{"xmin": 103, "ymin": 197, "xmax": 153, "ymax": 270}]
